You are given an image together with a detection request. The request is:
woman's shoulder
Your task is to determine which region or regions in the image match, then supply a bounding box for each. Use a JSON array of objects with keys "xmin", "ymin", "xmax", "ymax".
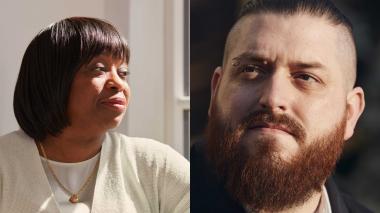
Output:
[
  {"xmin": 106, "ymin": 131, "xmax": 189, "ymax": 172},
  {"xmin": 107, "ymin": 131, "xmax": 177, "ymax": 157},
  {"xmin": 105, "ymin": 132, "xmax": 189, "ymax": 212},
  {"xmin": 0, "ymin": 129, "xmax": 29, "ymax": 141},
  {"xmin": 0, "ymin": 130, "xmax": 33, "ymax": 155},
  {"xmin": 0, "ymin": 130, "xmax": 39, "ymax": 177}
]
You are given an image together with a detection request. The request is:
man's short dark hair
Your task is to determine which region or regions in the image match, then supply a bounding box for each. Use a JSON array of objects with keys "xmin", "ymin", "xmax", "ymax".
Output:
[
  {"xmin": 239, "ymin": 0, "xmax": 353, "ymax": 32},
  {"xmin": 13, "ymin": 17, "xmax": 130, "ymax": 142}
]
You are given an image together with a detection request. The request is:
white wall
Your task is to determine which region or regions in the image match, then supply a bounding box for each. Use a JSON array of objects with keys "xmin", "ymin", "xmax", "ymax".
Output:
[
  {"xmin": 124, "ymin": 0, "xmax": 166, "ymax": 141},
  {"xmin": 115, "ymin": 0, "xmax": 189, "ymax": 156}
]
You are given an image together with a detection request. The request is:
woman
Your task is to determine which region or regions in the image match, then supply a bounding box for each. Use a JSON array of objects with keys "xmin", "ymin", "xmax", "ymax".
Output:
[{"xmin": 0, "ymin": 17, "xmax": 189, "ymax": 213}]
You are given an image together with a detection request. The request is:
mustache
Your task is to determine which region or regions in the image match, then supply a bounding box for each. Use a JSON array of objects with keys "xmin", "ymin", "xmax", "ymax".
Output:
[{"xmin": 239, "ymin": 110, "xmax": 306, "ymax": 143}]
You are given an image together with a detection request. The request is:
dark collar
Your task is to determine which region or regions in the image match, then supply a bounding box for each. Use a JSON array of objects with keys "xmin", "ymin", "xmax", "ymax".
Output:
[{"xmin": 325, "ymin": 178, "xmax": 373, "ymax": 213}]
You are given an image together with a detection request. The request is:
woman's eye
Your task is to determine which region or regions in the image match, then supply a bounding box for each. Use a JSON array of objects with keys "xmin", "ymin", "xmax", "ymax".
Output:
[
  {"xmin": 118, "ymin": 69, "xmax": 130, "ymax": 79},
  {"xmin": 94, "ymin": 66, "xmax": 106, "ymax": 72}
]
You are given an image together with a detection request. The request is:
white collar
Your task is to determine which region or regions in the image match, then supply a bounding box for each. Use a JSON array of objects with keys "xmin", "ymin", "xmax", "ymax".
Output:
[
  {"xmin": 244, "ymin": 185, "xmax": 332, "ymax": 213},
  {"xmin": 315, "ymin": 185, "xmax": 332, "ymax": 213}
]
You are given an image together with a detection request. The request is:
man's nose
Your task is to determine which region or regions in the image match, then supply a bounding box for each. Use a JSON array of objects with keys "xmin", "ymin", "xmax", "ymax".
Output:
[
  {"xmin": 258, "ymin": 71, "xmax": 292, "ymax": 112},
  {"xmin": 105, "ymin": 71, "xmax": 125, "ymax": 92}
]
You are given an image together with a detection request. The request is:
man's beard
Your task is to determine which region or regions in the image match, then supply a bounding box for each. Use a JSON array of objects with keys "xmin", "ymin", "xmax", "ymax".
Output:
[{"xmin": 206, "ymin": 104, "xmax": 346, "ymax": 212}]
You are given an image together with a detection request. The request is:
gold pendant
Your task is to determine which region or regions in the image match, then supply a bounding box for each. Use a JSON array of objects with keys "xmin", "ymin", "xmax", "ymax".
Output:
[{"xmin": 69, "ymin": 194, "xmax": 79, "ymax": 203}]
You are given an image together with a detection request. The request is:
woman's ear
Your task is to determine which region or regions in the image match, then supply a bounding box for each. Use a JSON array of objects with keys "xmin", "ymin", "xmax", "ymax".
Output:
[{"xmin": 344, "ymin": 86, "xmax": 365, "ymax": 140}]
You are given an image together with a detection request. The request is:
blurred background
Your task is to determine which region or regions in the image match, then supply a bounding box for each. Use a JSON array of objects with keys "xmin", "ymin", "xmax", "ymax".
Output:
[
  {"xmin": 0, "ymin": 0, "xmax": 190, "ymax": 158},
  {"xmin": 191, "ymin": 0, "xmax": 380, "ymax": 211}
]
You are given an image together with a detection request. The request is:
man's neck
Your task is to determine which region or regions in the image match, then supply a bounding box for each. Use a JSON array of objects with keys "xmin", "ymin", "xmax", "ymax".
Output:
[{"xmin": 253, "ymin": 190, "xmax": 322, "ymax": 213}]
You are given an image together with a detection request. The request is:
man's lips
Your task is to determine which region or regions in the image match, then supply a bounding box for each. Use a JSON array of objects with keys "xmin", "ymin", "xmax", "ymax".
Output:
[{"xmin": 249, "ymin": 123, "xmax": 293, "ymax": 135}]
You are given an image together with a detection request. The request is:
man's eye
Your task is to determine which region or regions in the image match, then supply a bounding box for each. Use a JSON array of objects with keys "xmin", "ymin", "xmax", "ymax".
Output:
[
  {"xmin": 241, "ymin": 64, "xmax": 264, "ymax": 73},
  {"xmin": 293, "ymin": 73, "xmax": 318, "ymax": 82}
]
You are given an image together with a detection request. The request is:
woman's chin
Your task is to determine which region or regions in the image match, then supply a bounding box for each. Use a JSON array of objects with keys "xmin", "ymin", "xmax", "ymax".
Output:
[{"xmin": 105, "ymin": 114, "xmax": 125, "ymax": 129}]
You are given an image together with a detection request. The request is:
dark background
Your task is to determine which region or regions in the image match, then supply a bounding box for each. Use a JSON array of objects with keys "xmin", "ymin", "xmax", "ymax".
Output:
[{"xmin": 190, "ymin": 0, "xmax": 380, "ymax": 211}]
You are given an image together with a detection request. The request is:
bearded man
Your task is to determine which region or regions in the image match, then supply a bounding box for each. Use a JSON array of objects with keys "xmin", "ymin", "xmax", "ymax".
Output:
[{"xmin": 191, "ymin": 0, "xmax": 372, "ymax": 212}]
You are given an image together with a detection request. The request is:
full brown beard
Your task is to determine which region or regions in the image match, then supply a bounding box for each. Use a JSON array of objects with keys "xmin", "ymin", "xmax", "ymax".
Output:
[{"xmin": 206, "ymin": 104, "xmax": 346, "ymax": 212}]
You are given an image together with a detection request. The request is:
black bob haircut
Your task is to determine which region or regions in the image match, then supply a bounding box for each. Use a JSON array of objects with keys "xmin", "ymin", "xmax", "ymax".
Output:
[{"xmin": 13, "ymin": 17, "xmax": 130, "ymax": 142}]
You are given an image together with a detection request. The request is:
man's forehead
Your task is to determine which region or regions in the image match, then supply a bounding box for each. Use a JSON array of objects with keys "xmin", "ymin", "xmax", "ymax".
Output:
[
  {"xmin": 229, "ymin": 15, "xmax": 330, "ymax": 59},
  {"xmin": 222, "ymin": 12, "xmax": 356, "ymax": 89},
  {"xmin": 232, "ymin": 13, "xmax": 340, "ymax": 49},
  {"xmin": 234, "ymin": 12, "xmax": 338, "ymax": 34}
]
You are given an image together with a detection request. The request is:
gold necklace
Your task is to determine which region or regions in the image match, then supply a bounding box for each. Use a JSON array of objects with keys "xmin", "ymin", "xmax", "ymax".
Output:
[{"xmin": 38, "ymin": 142, "xmax": 100, "ymax": 204}]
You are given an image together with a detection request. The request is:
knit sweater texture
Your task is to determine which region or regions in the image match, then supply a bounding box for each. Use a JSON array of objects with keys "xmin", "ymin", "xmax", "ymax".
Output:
[{"xmin": 0, "ymin": 130, "xmax": 189, "ymax": 213}]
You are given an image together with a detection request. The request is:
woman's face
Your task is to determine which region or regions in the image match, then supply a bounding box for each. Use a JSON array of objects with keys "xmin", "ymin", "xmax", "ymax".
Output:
[{"xmin": 67, "ymin": 54, "xmax": 130, "ymax": 134}]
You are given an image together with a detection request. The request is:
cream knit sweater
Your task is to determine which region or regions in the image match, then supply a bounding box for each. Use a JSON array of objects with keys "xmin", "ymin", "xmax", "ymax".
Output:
[{"xmin": 0, "ymin": 130, "xmax": 189, "ymax": 213}]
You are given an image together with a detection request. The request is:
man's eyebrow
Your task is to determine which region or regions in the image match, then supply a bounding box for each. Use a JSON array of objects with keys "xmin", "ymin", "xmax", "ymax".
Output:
[
  {"xmin": 290, "ymin": 61, "xmax": 326, "ymax": 70},
  {"xmin": 231, "ymin": 52, "xmax": 272, "ymax": 65},
  {"xmin": 231, "ymin": 52, "xmax": 327, "ymax": 71}
]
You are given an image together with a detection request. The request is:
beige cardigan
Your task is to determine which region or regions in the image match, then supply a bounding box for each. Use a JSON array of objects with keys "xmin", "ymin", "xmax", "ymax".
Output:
[{"xmin": 0, "ymin": 130, "xmax": 189, "ymax": 213}]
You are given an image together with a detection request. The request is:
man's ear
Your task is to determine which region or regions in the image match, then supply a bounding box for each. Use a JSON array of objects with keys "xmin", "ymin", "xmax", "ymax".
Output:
[
  {"xmin": 344, "ymin": 86, "xmax": 365, "ymax": 140},
  {"xmin": 208, "ymin": 66, "xmax": 223, "ymax": 117}
]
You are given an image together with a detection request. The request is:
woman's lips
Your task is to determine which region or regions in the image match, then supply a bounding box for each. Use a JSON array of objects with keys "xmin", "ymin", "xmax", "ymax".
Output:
[{"xmin": 100, "ymin": 98, "xmax": 127, "ymax": 111}]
